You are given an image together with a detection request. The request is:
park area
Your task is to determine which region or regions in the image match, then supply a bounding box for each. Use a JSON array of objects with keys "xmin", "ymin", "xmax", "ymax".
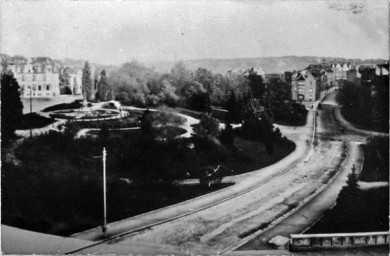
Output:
[{"xmin": 2, "ymin": 102, "xmax": 295, "ymax": 236}]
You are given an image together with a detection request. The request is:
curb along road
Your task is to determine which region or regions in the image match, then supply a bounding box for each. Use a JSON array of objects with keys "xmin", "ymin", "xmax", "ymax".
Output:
[{"xmin": 67, "ymin": 110, "xmax": 318, "ymax": 253}]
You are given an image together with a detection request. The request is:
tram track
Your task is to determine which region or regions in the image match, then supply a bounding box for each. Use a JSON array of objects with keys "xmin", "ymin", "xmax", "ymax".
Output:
[{"xmin": 66, "ymin": 110, "xmax": 317, "ymax": 255}]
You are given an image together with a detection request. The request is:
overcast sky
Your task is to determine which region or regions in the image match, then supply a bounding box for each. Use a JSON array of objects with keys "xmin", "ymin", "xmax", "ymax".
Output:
[{"xmin": 1, "ymin": 0, "xmax": 388, "ymax": 65}]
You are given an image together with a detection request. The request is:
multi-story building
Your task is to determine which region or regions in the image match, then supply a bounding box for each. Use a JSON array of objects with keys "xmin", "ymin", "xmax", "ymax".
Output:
[
  {"xmin": 6, "ymin": 57, "xmax": 60, "ymax": 98},
  {"xmin": 291, "ymin": 70, "xmax": 319, "ymax": 102}
]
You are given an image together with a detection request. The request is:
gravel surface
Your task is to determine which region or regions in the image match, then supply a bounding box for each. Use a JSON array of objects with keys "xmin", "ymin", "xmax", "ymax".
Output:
[{"xmin": 72, "ymin": 106, "xmax": 352, "ymax": 254}]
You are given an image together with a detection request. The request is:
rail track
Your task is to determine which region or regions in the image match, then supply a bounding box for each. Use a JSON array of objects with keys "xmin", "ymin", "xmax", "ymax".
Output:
[{"xmin": 65, "ymin": 111, "xmax": 318, "ymax": 255}]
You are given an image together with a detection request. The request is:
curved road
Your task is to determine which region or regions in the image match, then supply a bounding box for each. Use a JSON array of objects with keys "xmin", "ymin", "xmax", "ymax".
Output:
[
  {"xmin": 234, "ymin": 92, "xmax": 388, "ymax": 252},
  {"xmin": 8, "ymin": 92, "xmax": 381, "ymax": 255},
  {"xmin": 70, "ymin": 100, "xmax": 349, "ymax": 254},
  {"xmin": 70, "ymin": 109, "xmax": 315, "ymax": 241},
  {"xmin": 108, "ymin": 104, "xmax": 343, "ymax": 254}
]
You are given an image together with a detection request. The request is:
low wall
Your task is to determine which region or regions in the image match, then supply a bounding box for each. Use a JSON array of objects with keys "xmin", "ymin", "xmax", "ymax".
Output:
[
  {"xmin": 289, "ymin": 231, "xmax": 389, "ymax": 251},
  {"xmin": 319, "ymin": 87, "xmax": 337, "ymax": 102}
]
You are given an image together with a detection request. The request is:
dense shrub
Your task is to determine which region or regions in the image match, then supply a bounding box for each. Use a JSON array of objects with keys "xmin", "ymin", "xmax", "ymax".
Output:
[
  {"xmin": 337, "ymin": 81, "xmax": 388, "ymax": 132},
  {"xmin": 306, "ymin": 187, "xmax": 389, "ymax": 233},
  {"xmin": 359, "ymin": 136, "xmax": 389, "ymax": 182},
  {"xmin": 17, "ymin": 113, "xmax": 56, "ymax": 130},
  {"xmin": 42, "ymin": 100, "xmax": 83, "ymax": 112}
]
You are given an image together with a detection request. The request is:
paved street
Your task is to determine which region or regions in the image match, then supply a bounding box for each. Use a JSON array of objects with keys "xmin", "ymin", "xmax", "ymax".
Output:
[
  {"xmin": 235, "ymin": 92, "xmax": 388, "ymax": 251},
  {"xmin": 237, "ymin": 141, "xmax": 363, "ymax": 250},
  {"xmin": 72, "ymin": 92, "xmax": 385, "ymax": 255},
  {"xmin": 69, "ymin": 97, "xmax": 350, "ymax": 254},
  {"xmin": 102, "ymin": 102, "xmax": 343, "ymax": 254},
  {"xmin": 5, "ymin": 94, "xmax": 387, "ymax": 256}
]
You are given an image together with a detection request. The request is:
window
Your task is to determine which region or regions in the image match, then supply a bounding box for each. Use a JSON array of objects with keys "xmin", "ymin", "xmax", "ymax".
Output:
[
  {"xmin": 46, "ymin": 85, "xmax": 50, "ymax": 90},
  {"xmin": 38, "ymin": 85, "xmax": 41, "ymax": 91},
  {"xmin": 33, "ymin": 74, "xmax": 36, "ymax": 81}
]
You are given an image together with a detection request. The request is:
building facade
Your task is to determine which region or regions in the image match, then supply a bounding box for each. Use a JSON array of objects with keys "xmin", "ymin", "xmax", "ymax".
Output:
[
  {"xmin": 291, "ymin": 70, "xmax": 319, "ymax": 102},
  {"xmin": 7, "ymin": 59, "xmax": 60, "ymax": 98}
]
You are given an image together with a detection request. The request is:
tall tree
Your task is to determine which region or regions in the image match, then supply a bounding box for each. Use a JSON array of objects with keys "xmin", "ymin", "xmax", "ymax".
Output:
[
  {"xmin": 97, "ymin": 69, "xmax": 111, "ymax": 101},
  {"xmin": 181, "ymin": 81, "xmax": 211, "ymax": 112},
  {"xmin": 247, "ymin": 73, "xmax": 266, "ymax": 99},
  {"xmin": 226, "ymin": 89, "xmax": 242, "ymax": 123},
  {"xmin": 193, "ymin": 113, "xmax": 220, "ymax": 138},
  {"xmin": 1, "ymin": 71, "xmax": 24, "ymax": 146},
  {"xmin": 82, "ymin": 61, "xmax": 92, "ymax": 101},
  {"xmin": 194, "ymin": 68, "xmax": 214, "ymax": 94}
]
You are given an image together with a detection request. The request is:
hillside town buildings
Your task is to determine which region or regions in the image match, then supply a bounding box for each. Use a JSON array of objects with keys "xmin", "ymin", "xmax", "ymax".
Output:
[
  {"xmin": 290, "ymin": 59, "xmax": 387, "ymax": 102},
  {"xmin": 0, "ymin": 55, "xmax": 107, "ymax": 100}
]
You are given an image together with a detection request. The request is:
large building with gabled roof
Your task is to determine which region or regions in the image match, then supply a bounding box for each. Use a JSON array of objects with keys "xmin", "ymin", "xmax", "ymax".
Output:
[{"xmin": 2, "ymin": 55, "xmax": 60, "ymax": 98}]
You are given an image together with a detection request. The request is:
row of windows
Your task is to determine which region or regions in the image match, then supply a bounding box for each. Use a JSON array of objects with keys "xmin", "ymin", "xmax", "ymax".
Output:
[
  {"xmin": 294, "ymin": 87, "xmax": 313, "ymax": 93},
  {"xmin": 25, "ymin": 85, "xmax": 52, "ymax": 91},
  {"xmin": 15, "ymin": 67, "xmax": 53, "ymax": 74},
  {"xmin": 20, "ymin": 74, "xmax": 56, "ymax": 82},
  {"xmin": 25, "ymin": 92, "xmax": 55, "ymax": 97}
]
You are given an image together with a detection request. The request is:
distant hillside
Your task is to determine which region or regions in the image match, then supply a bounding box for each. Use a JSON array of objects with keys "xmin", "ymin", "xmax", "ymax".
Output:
[
  {"xmin": 144, "ymin": 56, "xmax": 388, "ymax": 74},
  {"xmin": 2, "ymin": 53, "xmax": 386, "ymax": 75},
  {"xmin": 60, "ymin": 58, "xmax": 117, "ymax": 72}
]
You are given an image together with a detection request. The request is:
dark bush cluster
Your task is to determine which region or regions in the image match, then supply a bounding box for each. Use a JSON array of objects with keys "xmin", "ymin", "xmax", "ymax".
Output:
[{"xmin": 42, "ymin": 100, "xmax": 83, "ymax": 112}]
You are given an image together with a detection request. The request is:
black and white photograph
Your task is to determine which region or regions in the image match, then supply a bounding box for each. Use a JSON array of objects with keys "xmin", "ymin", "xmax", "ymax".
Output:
[{"xmin": 1, "ymin": 0, "xmax": 389, "ymax": 255}]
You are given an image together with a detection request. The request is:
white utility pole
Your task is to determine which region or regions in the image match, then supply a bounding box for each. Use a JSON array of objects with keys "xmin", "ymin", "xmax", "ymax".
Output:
[
  {"xmin": 30, "ymin": 87, "xmax": 32, "ymax": 137},
  {"xmin": 94, "ymin": 147, "xmax": 108, "ymax": 234},
  {"xmin": 102, "ymin": 147, "xmax": 107, "ymax": 233}
]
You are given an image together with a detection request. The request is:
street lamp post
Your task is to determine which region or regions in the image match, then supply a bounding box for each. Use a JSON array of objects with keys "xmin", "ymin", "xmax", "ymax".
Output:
[
  {"xmin": 102, "ymin": 147, "xmax": 107, "ymax": 233},
  {"xmin": 94, "ymin": 147, "xmax": 108, "ymax": 234},
  {"xmin": 30, "ymin": 86, "xmax": 32, "ymax": 137}
]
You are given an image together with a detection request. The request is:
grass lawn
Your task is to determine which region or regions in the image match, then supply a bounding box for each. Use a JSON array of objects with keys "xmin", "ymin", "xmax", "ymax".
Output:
[
  {"xmin": 85, "ymin": 127, "xmax": 186, "ymax": 139},
  {"xmin": 2, "ymin": 177, "xmax": 233, "ymax": 236},
  {"xmin": 16, "ymin": 113, "xmax": 56, "ymax": 130},
  {"xmin": 86, "ymin": 128, "xmax": 142, "ymax": 137},
  {"xmin": 341, "ymin": 107, "xmax": 388, "ymax": 133},
  {"xmin": 225, "ymin": 137, "xmax": 295, "ymax": 175},
  {"xmin": 74, "ymin": 113, "xmax": 140, "ymax": 129}
]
